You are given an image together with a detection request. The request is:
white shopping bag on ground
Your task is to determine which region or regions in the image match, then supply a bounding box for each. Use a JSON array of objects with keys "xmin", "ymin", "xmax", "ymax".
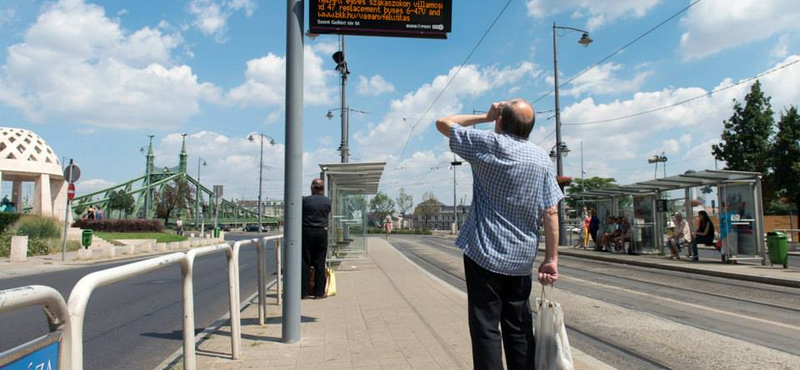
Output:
[{"xmin": 534, "ymin": 286, "xmax": 574, "ymax": 370}]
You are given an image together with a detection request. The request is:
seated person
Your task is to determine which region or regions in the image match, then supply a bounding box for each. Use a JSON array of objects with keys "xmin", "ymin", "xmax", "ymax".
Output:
[
  {"xmin": 668, "ymin": 213, "xmax": 691, "ymax": 260},
  {"xmin": 690, "ymin": 210, "xmax": 715, "ymax": 262},
  {"xmin": 614, "ymin": 217, "xmax": 632, "ymax": 253},
  {"xmin": 600, "ymin": 217, "xmax": 616, "ymax": 251}
]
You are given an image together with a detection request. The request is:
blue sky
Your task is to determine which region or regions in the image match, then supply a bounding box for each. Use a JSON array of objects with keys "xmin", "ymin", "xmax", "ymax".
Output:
[{"xmin": 1, "ymin": 0, "xmax": 799, "ymax": 207}]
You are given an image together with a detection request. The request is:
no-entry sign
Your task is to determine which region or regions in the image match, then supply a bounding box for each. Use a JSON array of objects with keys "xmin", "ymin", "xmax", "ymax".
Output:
[
  {"xmin": 309, "ymin": 0, "xmax": 452, "ymax": 39},
  {"xmin": 67, "ymin": 183, "xmax": 76, "ymax": 201}
]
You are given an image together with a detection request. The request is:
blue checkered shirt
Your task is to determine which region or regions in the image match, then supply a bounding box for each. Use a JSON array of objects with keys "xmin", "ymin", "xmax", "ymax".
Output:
[{"xmin": 451, "ymin": 125, "xmax": 564, "ymax": 276}]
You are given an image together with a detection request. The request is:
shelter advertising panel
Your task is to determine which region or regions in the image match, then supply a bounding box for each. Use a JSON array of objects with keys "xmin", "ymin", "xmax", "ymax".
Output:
[{"xmin": 309, "ymin": 0, "xmax": 452, "ymax": 39}]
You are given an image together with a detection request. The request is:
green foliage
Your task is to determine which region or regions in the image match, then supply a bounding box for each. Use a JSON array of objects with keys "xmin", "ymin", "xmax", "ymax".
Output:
[
  {"xmin": 413, "ymin": 192, "xmax": 440, "ymax": 230},
  {"xmin": 0, "ymin": 213, "xmax": 22, "ymax": 231},
  {"xmin": 95, "ymin": 232, "xmax": 187, "ymax": 243},
  {"xmin": 108, "ymin": 190, "xmax": 135, "ymax": 218},
  {"xmin": 772, "ymin": 106, "xmax": 800, "ymax": 225},
  {"xmin": 13, "ymin": 216, "xmax": 62, "ymax": 239},
  {"xmin": 72, "ymin": 219, "xmax": 164, "ymax": 232},
  {"xmin": 565, "ymin": 177, "xmax": 617, "ymax": 209},
  {"xmin": 155, "ymin": 178, "xmax": 193, "ymax": 224},
  {"xmin": 395, "ymin": 188, "xmax": 413, "ymax": 215},
  {"xmin": 72, "ymin": 198, "xmax": 90, "ymax": 216},
  {"xmin": 0, "ymin": 233, "xmax": 81, "ymax": 258},
  {"xmin": 369, "ymin": 191, "xmax": 396, "ymax": 221}
]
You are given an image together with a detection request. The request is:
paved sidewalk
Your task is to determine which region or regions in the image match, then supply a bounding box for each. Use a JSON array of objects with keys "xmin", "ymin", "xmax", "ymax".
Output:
[
  {"xmin": 553, "ymin": 245, "xmax": 800, "ymax": 288},
  {"xmin": 177, "ymin": 238, "xmax": 612, "ymax": 370}
]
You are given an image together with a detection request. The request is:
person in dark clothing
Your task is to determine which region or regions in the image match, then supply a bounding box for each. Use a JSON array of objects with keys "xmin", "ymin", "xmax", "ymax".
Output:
[
  {"xmin": 691, "ymin": 210, "xmax": 715, "ymax": 262},
  {"xmin": 589, "ymin": 210, "xmax": 600, "ymax": 250},
  {"xmin": 302, "ymin": 178, "xmax": 331, "ymax": 299}
]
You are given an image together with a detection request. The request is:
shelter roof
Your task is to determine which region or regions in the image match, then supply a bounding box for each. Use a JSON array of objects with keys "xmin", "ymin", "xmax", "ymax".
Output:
[
  {"xmin": 320, "ymin": 162, "xmax": 386, "ymax": 195},
  {"xmin": 571, "ymin": 170, "xmax": 761, "ymax": 199}
]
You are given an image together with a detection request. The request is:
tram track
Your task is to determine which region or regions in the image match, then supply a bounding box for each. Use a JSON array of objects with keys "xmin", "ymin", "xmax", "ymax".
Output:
[{"xmin": 388, "ymin": 237, "xmax": 675, "ymax": 370}]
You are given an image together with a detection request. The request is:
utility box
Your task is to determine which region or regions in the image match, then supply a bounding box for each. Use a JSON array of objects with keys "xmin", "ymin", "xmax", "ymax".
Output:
[
  {"xmin": 81, "ymin": 229, "xmax": 94, "ymax": 249},
  {"xmin": 767, "ymin": 231, "xmax": 788, "ymax": 269}
]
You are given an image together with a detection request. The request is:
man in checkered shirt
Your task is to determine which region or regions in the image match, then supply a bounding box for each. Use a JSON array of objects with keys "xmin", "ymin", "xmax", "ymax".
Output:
[{"xmin": 436, "ymin": 99, "xmax": 563, "ymax": 370}]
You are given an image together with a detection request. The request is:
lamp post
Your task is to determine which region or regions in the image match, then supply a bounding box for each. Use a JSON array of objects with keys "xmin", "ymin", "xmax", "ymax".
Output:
[
  {"xmin": 553, "ymin": 22, "xmax": 592, "ymax": 246},
  {"xmin": 249, "ymin": 133, "xmax": 277, "ymax": 234},
  {"xmin": 648, "ymin": 152, "xmax": 668, "ymax": 179},
  {"xmin": 332, "ymin": 35, "xmax": 350, "ymax": 163},
  {"xmin": 451, "ymin": 156, "xmax": 462, "ymax": 234},
  {"xmin": 196, "ymin": 158, "xmax": 206, "ymax": 229},
  {"xmin": 139, "ymin": 135, "xmax": 155, "ymax": 219}
]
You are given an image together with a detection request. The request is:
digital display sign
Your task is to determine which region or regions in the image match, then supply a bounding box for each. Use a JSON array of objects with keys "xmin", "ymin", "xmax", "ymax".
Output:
[{"xmin": 309, "ymin": 0, "xmax": 452, "ymax": 39}]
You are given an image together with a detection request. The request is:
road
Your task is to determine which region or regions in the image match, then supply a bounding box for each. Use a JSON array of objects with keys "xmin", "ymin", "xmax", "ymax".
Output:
[
  {"xmin": 0, "ymin": 233, "xmax": 276, "ymax": 370},
  {"xmin": 389, "ymin": 235, "xmax": 800, "ymax": 370}
]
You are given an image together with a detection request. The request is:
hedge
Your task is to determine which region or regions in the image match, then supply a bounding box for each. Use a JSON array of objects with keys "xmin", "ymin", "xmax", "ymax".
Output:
[
  {"xmin": 0, "ymin": 213, "xmax": 22, "ymax": 232},
  {"xmin": 72, "ymin": 219, "xmax": 164, "ymax": 232}
]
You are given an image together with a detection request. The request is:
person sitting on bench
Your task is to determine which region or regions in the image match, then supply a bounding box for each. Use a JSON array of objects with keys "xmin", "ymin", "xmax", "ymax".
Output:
[
  {"xmin": 614, "ymin": 217, "xmax": 632, "ymax": 254},
  {"xmin": 668, "ymin": 213, "xmax": 691, "ymax": 260},
  {"xmin": 690, "ymin": 210, "xmax": 715, "ymax": 262}
]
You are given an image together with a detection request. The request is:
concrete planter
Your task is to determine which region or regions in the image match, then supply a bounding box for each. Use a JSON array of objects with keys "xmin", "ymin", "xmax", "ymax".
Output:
[
  {"xmin": 156, "ymin": 243, "xmax": 169, "ymax": 252},
  {"xmin": 119, "ymin": 245, "xmax": 135, "ymax": 255},
  {"xmin": 10, "ymin": 236, "xmax": 28, "ymax": 262},
  {"xmin": 77, "ymin": 248, "xmax": 92, "ymax": 260},
  {"xmin": 167, "ymin": 242, "xmax": 180, "ymax": 251},
  {"xmin": 190, "ymin": 239, "xmax": 201, "ymax": 247},
  {"xmin": 100, "ymin": 247, "xmax": 116, "ymax": 259},
  {"xmin": 180, "ymin": 240, "xmax": 191, "ymax": 249}
]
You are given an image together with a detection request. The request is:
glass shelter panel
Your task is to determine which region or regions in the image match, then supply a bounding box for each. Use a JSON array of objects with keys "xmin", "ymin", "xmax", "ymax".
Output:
[
  {"xmin": 633, "ymin": 195, "xmax": 656, "ymax": 253},
  {"xmin": 719, "ymin": 183, "xmax": 758, "ymax": 256}
]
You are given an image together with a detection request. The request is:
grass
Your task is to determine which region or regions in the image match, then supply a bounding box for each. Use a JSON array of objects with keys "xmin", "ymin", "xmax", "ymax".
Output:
[{"xmin": 95, "ymin": 232, "xmax": 188, "ymax": 243}]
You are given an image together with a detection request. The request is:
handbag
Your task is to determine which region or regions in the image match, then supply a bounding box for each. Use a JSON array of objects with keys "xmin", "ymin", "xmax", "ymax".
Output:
[
  {"xmin": 324, "ymin": 267, "xmax": 337, "ymax": 297},
  {"xmin": 534, "ymin": 286, "xmax": 574, "ymax": 370}
]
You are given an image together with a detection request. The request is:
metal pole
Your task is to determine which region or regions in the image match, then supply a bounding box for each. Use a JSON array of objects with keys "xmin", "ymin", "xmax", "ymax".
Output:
[
  {"xmin": 553, "ymin": 23, "xmax": 567, "ymax": 246},
  {"xmin": 453, "ymin": 156, "xmax": 457, "ymax": 234},
  {"xmin": 258, "ymin": 134, "xmax": 264, "ymax": 233},
  {"xmin": 339, "ymin": 35, "xmax": 350, "ymax": 164},
  {"xmin": 197, "ymin": 159, "xmax": 201, "ymax": 229},
  {"xmin": 283, "ymin": 0, "xmax": 303, "ymax": 343},
  {"xmin": 61, "ymin": 159, "xmax": 73, "ymax": 262}
]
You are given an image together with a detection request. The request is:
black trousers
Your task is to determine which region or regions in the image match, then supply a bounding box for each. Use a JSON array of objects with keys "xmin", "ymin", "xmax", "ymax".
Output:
[
  {"xmin": 302, "ymin": 227, "xmax": 328, "ymax": 297},
  {"xmin": 464, "ymin": 255, "xmax": 535, "ymax": 370}
]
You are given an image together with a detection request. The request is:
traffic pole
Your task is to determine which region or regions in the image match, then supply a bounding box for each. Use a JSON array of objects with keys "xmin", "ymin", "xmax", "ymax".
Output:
[
  {"xmin": 61, "ymin": 160, "xmax": 73, "ymax": 261},
  {"xmin": 283, "ymin": 0, "xmax": 303, "ymax": 343}
]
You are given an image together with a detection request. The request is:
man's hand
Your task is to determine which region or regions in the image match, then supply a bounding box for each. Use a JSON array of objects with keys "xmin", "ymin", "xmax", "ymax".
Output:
[
  {"xmin": 486, "ymin": 101, "xmax": 505, "ymax": 122},
  {"xmin": 538, "ymin": 260, "xmax": 558, "ymax": 285}
]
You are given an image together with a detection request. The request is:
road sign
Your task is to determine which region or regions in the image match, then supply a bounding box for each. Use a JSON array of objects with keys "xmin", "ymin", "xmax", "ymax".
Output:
[
  {"xmin": 67, "ymin": 183, "xmax": 76, "ymax": 201},
  {"xmin": 0, "ymin": 334, "xmax": 60, "ymax": 370},
  {"xmin": 213, "ymin": 185, "xmax": 224, "ymax": 198},
  {"xmin": 63, "ymin": 163, "xmax": 81, "ymax": 183},
  {"xmin": 309, "ymin": 0, "xmax": 452, "ymax": 39}
]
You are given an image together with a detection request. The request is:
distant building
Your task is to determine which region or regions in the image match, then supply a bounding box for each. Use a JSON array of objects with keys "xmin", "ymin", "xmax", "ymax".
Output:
[
  {"xmin": 235, "ymin": 198, "xmax": 284, "ymax": 219},
  {"xmin": 412, "ymin": 198, "xmax": 470, "ymax": 230}
]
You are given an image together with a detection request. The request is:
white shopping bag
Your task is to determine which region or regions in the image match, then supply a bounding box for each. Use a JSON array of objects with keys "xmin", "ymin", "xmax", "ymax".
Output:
[{"xmin": 534, "ymin": 286, "xmax": 574, "ymax": 370}]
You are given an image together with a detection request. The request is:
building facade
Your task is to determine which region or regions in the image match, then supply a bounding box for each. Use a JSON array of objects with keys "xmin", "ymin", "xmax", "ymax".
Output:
[{"xmin": 412, "ymin": 199, "xmax": 470, "ymax": 230}]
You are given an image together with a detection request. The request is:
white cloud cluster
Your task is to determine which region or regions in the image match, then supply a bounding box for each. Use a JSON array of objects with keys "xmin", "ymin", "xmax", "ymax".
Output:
[
  {"xmin": 0, "ymin": 7, "xmax": 15, "ymax": 26},
  {"xmin": 526, "ymin": 0, "xmax": 661, "ymax": 29},
  {"xmin": 354, "ymin": 62, "xmax": 540, "ymax": 161},
  {"xmin": 226, "ymin": 44, "xmax": 336, "ymax": 107},
  {"xmin": 0, "ymin": 0, "xmax": 219, "ymax": 130},
  {"xmin": 188, "ymin": 0, "xmax": 257, "ymax": 42},
  {"xmin": 560, "ymin": 63, "xmax": 652, "ymax": 97},
  {"xmin": 357, "ymin": 75, "xmax": 396, "ymax": 96},
  {"xmin": 679, "ymin": 0, "xmax": 800, "ymax": 60}
]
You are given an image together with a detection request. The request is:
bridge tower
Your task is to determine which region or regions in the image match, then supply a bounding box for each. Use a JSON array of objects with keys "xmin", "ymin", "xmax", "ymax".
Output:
[{"xmin": 179, "ymin": 133, "xmax": 188, "ymax": 174}]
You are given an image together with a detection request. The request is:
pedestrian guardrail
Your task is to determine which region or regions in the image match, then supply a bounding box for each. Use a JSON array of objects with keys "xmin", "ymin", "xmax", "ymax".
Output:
[{"xmin": 0, "ymin": 235, "xmax": 284, "ymax": 370}]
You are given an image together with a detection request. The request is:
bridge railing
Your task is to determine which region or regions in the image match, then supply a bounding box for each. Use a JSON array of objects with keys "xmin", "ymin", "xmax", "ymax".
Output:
[{"xmin": 0, "ymin": 235, "xmax": 284, "ymax": 370}]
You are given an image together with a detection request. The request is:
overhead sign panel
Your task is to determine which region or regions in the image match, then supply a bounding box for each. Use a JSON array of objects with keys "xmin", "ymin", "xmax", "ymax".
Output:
[{"xmin": 309, "ymin": 0, "xmax": 452, "ymax": 39}]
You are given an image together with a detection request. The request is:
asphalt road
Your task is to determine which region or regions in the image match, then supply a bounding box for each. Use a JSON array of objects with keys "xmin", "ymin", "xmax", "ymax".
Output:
[
  {"xmin": 388, "ymin": 235, "xmax": 800, "ymax": 370},
  {"xmin": 0, "ymin": 233, "xmax": 276, "ymax": 370}
]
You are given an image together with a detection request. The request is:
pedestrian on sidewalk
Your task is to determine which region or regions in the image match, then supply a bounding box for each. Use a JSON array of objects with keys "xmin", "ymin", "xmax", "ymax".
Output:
[
  {"xmin": 302, "ymin": 178, "xmax": 331, "ymax": 299},
  {"xmin": 176, "ymin": 218, "xmax": 184, "ymax": 236},
  {"xmin": 385, "ymin": 215, "xmax": 393, "ymax": 239},
  {"xmin": 589, "ymin": 208, "xmax": 599, "ymax": 250},
  {"xmin": 437, "ymin": 99, "xmax": 563, "ymax": 370}
]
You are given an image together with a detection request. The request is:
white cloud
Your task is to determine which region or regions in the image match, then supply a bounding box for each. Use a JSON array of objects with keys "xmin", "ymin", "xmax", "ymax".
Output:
[
  {"xmin": 353, "ymin": 62, "xmax": 540, "ymax": 161},
  {"xmin": 561, "ymin": 63, "xmax": 652, "ymax": 97},
  {"xmin": 0, "ymin": 7, "xmax": 15, "ymax": 26},
  {"xmin": 78, "ymin": 179, "xmax": 116, "ymax": 193},
  {"xmin": 526, "ymin": 0, "xmax": 661, "ymax": 29},
  {"xmin": 357, "ymin": 75, "xmax": 396, "ymax": 96},
  {"xmin": 188, "ymin": 0, "xmax": 257, "ymax": 42},
  {"xmin": 679, "ymin": 0, "xmax": 800, "ymax": 60},
  {"xmin": 0, "ymin": 0, "xmax": 218, "ymax": 130},
  {"xmin": 771, "ymin": 35, "xmax": 790, "ymax": 59},
  {"xmin": 225, "ymin": 45, "xmax": 337, "ymax": 107}
]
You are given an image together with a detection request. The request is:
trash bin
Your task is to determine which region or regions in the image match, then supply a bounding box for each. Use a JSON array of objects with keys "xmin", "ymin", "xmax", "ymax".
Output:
[
  {"xmin": 767, "ymin": 231, "xmax": 788, "ymax": 269},
  {"xmin": 213, "ymin": 227, "xmax": 220, "ymax": 238},
  {"xmin": 81, "ymin": 229, "xmax": 94, "ymax": 249}
]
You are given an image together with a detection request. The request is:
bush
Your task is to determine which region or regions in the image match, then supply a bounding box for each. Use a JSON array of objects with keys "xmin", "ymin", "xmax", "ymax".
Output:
[
  {"xmin": 0, "ymin": 232, "xmax": 81, "ymax": 258},
  {"xmin": 0, "ymin": 213, "xmax": 21, "ymax": 231},
  {"xmin": 72, "ymin": 219, "xmax": 164, "ymax": 232},
  {"xmin": 367, "ymin": 228, "xmax": 432, "ymax": 235},
  {"xmin": 13, "ymin": 216, "xmax": 61, "ymax": 239}
]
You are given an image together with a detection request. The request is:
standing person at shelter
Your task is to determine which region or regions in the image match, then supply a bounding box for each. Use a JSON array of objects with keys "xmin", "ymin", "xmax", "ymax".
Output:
[
  {"xmin": 436, "ymin": 99, "xmax": 563, "ymax": 370},
  {"xmin": 302, "ymin": 178, "xmax": 331, "ymax": 299},
  {"xmin": 589, "ymin": 208, "xmax": 600, "ymax": 250}
]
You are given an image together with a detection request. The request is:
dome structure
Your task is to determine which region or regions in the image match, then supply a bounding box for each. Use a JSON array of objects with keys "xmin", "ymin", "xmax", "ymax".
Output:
[{"xmin": 0, "ymin": 127, "xmax": 68, "ymax": 221}]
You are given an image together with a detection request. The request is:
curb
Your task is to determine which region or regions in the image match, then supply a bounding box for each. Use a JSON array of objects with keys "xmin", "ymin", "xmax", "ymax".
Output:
[{"xmin": 556, "ymin": 249, "xmax": 800, "ymax": 289}]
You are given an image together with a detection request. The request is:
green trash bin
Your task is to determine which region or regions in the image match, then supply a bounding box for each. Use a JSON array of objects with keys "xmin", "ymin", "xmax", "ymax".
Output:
[
  {"xmin": 81, "ymin": 229, "xmax": 94, "ymax": 249},
  {"xmin": 767, "ymin": 231, "xmax": 788, "ymax": 269},
  {"xmin": 213, "ymin": 227, "xmax": 220, "ymax": 238}
]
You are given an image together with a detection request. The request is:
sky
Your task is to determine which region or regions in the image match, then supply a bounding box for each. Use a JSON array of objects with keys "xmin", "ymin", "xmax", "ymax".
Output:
[{"xmin": 1, "ymin": 0, "xmax": 799, "ymax": 208}]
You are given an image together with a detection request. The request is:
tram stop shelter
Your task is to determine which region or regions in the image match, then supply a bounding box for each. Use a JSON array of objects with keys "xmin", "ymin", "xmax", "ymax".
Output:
[
  {"xmin": 320, "ymin": 162, "xmax": 386, "ymax": 261},
  {"xmin": 572, "ymin": 170, "xmax": 767, "ymax": 264}
]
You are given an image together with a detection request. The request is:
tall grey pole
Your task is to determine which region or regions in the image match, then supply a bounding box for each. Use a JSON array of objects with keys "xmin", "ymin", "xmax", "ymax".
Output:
[
  {"xmin": 553, "ymin": 23, "xmax": 567, "ymax": 246},
  {"xmin": 61, "ymin": 159, "xmax": 73, "ymax": 262},
  {"xmin": 339, "ymin": 36, "xmax": 349, "ymax": 164},
  {"xmin": 258, "ymin": 134, "xmax": 264, "ymax": 233},
  {"xmin": 580, "ymin": 141, "xmax": 584, "ymax": 212},
  {"xmin": 452, "ymin": 156, "xmax": 457, "ymax": 233},
  {"xmin": 197, "ymin": 159, "xmax": 202, "ymax": 228},
  {"xmin": 283, "ymin": 0, "xmax": 303, "ymax": 343}
]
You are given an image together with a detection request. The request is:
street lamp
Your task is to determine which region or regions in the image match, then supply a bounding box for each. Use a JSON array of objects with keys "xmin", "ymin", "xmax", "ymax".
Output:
[
  {"xmin": 139, "ymin": 134, "xmax": 154, "ymax": 219},
  {"xmin": 249, "ymin": 133, "xmax": 277, "ymax": 234},
  {"xmin": 196, "ymin": 158, "xmax": 207, "ymax": 229},
  {"xmin": 648, "ymin": 152, "xmax": 668, "ymax": 179},
  {"xmin": 450, "ymin": 156, "xmax": 463, "ymax": 234},
  {"xmin": 553, "ymin": 22, "xmax": 593, "ymax": 246},
  {"xmin": 332, "ymin": 36, "xmax": 351, "ymax": 164}
]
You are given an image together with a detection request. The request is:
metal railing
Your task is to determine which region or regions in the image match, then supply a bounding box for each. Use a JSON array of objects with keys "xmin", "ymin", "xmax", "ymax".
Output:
[{"xmin": 0, "ymin": 235, "xmax": 284, "ymax": 370}]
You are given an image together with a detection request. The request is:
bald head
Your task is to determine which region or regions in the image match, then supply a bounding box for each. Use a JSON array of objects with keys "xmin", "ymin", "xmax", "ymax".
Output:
[
  {"xmin": 310, "ymin": 178, "xmax": 324, "ymax": 194},
  {"xmin": 499, "ymin": 98, "xmax": 535, "ymax": 139}
]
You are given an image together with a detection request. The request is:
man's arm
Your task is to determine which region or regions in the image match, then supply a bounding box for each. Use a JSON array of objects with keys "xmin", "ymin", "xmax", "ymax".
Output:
[
  {"xmin": 538, "ymin": 205, "xmax": 559, "ymax": 285},
  {"xmin": 436, "ymin": 102, "xmax": 504, "ymax": 137}
]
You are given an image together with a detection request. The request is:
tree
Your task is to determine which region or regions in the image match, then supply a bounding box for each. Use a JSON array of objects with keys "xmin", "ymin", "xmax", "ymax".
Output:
[
  {"xmin": 712, "ymin": 80, "xmax": 776, "ymax": 201},
  {"xmin": 108, "ymin": 190, "xmax": 135, "ymax": 218},
  {"xmin": 414, "ymin": 192, "xmax": 440, "ymax": 230},
  {"xmin": 396, "ymin": 188, "xmax": 413, "ymax": 216},
  {"xmin": 155, "ymin": 178, "xmax": 193, "ymax": 225},
  {"xmin": 369, "ymin": 191, "xmax": 396, "ymax": 223},
  {"xmin": 565, "ymin": 177, "xmax": 617, "ymax": 209},
  {"xmin": 773, "ymin": 106, "xmax": 800, "ymax": 229}
]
